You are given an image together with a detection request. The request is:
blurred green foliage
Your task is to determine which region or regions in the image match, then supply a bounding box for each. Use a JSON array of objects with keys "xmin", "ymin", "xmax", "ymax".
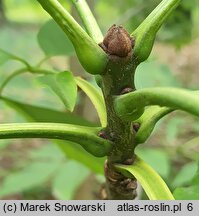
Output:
[
  {"xmin": 38, "ymin": 19, "xmax": 74, "ymax": 56},
  {"xmin": 2, "ymin": 0, "xmax": 199, "ymax": 46},
  {"xmin": 0, "ymin": 144, "xmax": 90, "ymax": 199},
  {"xmin": 3, "ymin": 0, "xmax": 70, "ymax": 23},
  {"xmin": 95, "ymin": 0, "xmax": 199, "ymax": 47},
  {"xmin": 173, "ymin": 163, "xmax": 199, "ymax": 199}
]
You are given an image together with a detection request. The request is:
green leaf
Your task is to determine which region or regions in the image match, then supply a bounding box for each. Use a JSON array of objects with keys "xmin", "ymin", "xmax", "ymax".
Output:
[
  {"xmin": 1, "ymin": 96, "xmax": 95, "ymax": 126},
  {"xmin": 30, "ymin": 143, "xmax": 65, "ymax": 161},
  {"xmin": 173, "ymin": 186, "xmax": 199, "ymax": 200},
  {"xmin": 173, "ymin": 163, "xmax": 199, "ymax": 200},
  {"xmin": 192, "ymin": 166, "xmax": 199, "ymax": 185},
  {"xmin": 57, "ymin": 140, "xmax": 105, "ymax": 175},
  {"xmin": 172, "ymin": 162, "xmax": 198, "ymax": 188},
  {"xmin": 114, "ymin": 87, "xmax": 199, "ymax": 121},
  {"xmin": 38, "ymin": 71, "xmax": 77, "ymax": 112},
  {"xmin": 135, "ymin": 61, "xmax": 181, "ymax": 89},
  {"xmin": 135, "ymin": 148, "xmax": 171, "ymax": 179},
  {"xmin": 179, "ymin": 137, "xmax": 199, "ymax": 161},
  {"xmin": 0, "ymin": 140, "xmax": 11, "ymax": 150},
  {"xmin": 37, "ymin": 19, "xmax": 74, "ymax": 56},
  {"xmin": 115, "ymin": 156, "xmax": 174, "ymax": 200},
  {"xmin": 52, "ymin": 161, "xmax": 89, "ymax": 199},
  {"xmin": 75, "ymin": 77, "xmax": 107, "ymax": 127},
  {"xmin": 0, "ymin": 161, "xmax": 60, "ymax": 198},
  {"xmin": 166, "ymin": 117, "xmax": 185, "ymax": 142}
]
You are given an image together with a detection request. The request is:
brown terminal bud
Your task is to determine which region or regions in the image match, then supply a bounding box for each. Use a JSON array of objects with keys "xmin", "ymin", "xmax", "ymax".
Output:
[{"xmin": 100, "ymin": 24, "xmax": 134, "ymax": 58}]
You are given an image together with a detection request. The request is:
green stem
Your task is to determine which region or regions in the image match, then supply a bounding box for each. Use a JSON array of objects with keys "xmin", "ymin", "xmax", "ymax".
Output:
[
  {"xmin": 0, "ymin": 68, "xmax": 27, "ymax": 95},
  {"xmin": 101, "ymin": 59, "xmax": 136, "ymax": 163},
  {"xmin": 135, "ymin": 106, "xmax": 173, "ymax": 144},
  {"xmin": 71, "ymin": 0, "xmax": 103, "ymax": 43},
  {"xmin": 114, "ymin": 87, "xmax": 199, "ymax": 121},
  {"xmin": 0, "ymin": 123, "xmax": 112, "ymax": 157},
  {"xmin": 132, "ymin": 0, "xmax": 181, "ymax": 63},
  {"xmin": 36, "ymin": 56, "xmax": 51, "ymax": 67},
  {"xmin": 0, "ymin": 48, "xmax": 30, "ymax": 68},
  {"xmin": 115, "ymin": 156, "xmax": 175, "ymax": 200},
  {"xmin": 37, "ymin": 0, "xmax": 107, "ymax": 75},
  {"xmin": 29, "ymin": 67, "xmax": 55, "ymax": 75},
  {"xmin": 0, "ymin": 67, "xmax": 55, "ymax": 95}
]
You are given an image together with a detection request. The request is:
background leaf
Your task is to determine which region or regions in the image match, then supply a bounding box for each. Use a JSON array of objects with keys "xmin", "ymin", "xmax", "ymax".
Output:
[
  {"xmin": 30, "ymin": 144, "xmax": 65, "ymax": 161},
  {"xmin": 0, "ymin": 50, "xmax": 12, "ymax": 66},
  {"xmin": 38, "ymin": 71, "xmax": 77, "ymax": 112},
  {"xmin": 37, "ymin": 19, "xmax": 74, "ymax": 56},
  {"xmin": 172, "ymin": 162, "xmax": 198, "ymax": 188},
  {"xmin": 179, "ymin": 137, "xmax": 199, "ymax": 161},
  {"xmin": 96, "ymin": 0, "xmax": 198, "ymax": 47},
  {"xmin": 135, "ymin": 148, "xmax": 171, "ymax": 179},
  {"xmin": 135, "ymin": 61, "xmax": 181, "ymax": 89},
  {"xmin": 158, "ymin": 0, "xmax": 197, "ymax": 47},
  {"xmin": 52, "ymin": 161, "xmax": 89, "ymax": 200},
  {"xmin": 0, "ymin": 143, "xmax": 90, "ymax": 199},
  {"xmin": 1, "ymin": 96, "xmax": 95, "ymax": 126},
  {"xmin": 173, "ymin": 186, "xmax": 199, "ymax": 200},
  {"xmin": 173, "ymin": 162, "xmax": 199, "ymax": 200},
  {"xmin": 57, "ymin": 141, "xmax": 105, "ymax": 175},
  {"xmin": 0, "ymin": 161, "xmax": 60, "ymax": 198},
  {"xmin": 165, "ymin": 117, "xmax": 185, "ymax": 143}
]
